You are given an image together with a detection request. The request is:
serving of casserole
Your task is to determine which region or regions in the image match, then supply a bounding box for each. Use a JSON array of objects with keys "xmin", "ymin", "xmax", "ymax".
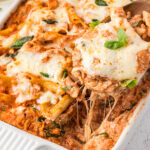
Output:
[{"xmin": 0, "ymin": 0, "xmax": 150, "ymax": 150}]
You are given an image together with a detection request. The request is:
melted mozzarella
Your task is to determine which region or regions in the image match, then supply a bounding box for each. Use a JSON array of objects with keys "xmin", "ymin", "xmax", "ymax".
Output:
[
  {"xmin": 0, "ymin": 56, "xmax": 11, "ymax": 66},
  {"xmin": 13, "ymin": 74, "xmax": 40, "ymax": 103},
  {"xmin": 7, "ymin": 49, "xmax": 66, "ymax": 83},
  {"xmin": 74, "ymin": 8, "xmax": 149, "ymax": 81},
  {"xmin": 105, "ymin": 0, "xmax": 133, "ymax": 7},
  {"xmin": 37, "ymin": 91, "xmax": 58, "ymax": 105},
  {"xmin": 65, "ymin": 0, "xmax": 133, "ymax": 23},
  {"xmin": 19, "ymin": 6, "xmax": 69, "ymax": 37}
]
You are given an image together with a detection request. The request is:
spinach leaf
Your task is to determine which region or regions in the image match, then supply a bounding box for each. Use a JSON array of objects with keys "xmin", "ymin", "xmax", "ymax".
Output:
[
  {"xmin": 10, "ymin": 36, "xmax": 34, "ymax": 49},
  {"xmin": 95, "ymin": 0, "xmax": 108, "ymax": 6},
  {"xmin": 43, "ymin": 19, "xmax": 57, "ymax": 24},
  {"xmin": 120, "ymin": 79, "xmax": 138, "ymax": 88},
  {"xmin": 89, "ymin": 19, "xmax": 100, "ymax": 29}
]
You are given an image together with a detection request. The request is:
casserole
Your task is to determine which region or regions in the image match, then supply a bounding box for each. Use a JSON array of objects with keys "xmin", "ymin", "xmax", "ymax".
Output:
[{"xmin": 0, "ymin": 0, "xmax": 150, "ymax": 150}]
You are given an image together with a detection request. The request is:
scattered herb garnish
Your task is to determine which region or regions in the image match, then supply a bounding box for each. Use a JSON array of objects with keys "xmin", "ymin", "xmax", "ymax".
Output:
[
  {"xmin": 125, "ymin": 103, "xmax": 137, "ymax": 111},
  {"xmin": 44, "ymin": 129, "xmax": 65, "ymax": 138},
  {"xmin": 1, "ymin": 108, "xmax": 6, "ymax": 111},
  {"xmin": 44, "ymin": 130, "xmax": 60, "ymax": 138},
  {"xmin": 32, "ymin": 107, "xmax": 36, "ymax": 112},
  {"xmin": 95, "ymin": 0, "xmax": 108, "ymax": 6},
  {"xmin": 40, "ymin": 72, "xmax": 49, "ymax": 78},
  {"xmin": 96, "ymin": 132, "xmax": 109, "ymax": 138},
  {"xmin": 10, "ymin": 36, "xmax": 34, "ymax": 49},
  {"xmin": 104, "ymin": 28, "xmax": 127, "ymax": 50},
  {"xmin": 52, "ymin": 121, "xmax": 60, "ymax": 128},
  {"xmin": 120, "ymin": 79, "xmax": 138, "ymax": 88},
  {"xmin": 133, "ymin": 20, "xmax": 143, "ymax": 27},
  {"xmin": 62, "ymin": 70, "xmax": 68, "ymax": 78},
  {"xmin": 43, "ymin": 19, "xmax": 57, "ymax": 24},
  {"xmin": 38, "ymin": 116, "xmax": 46, "ymax": 122},
  {"xmin": 143, "ymin": 89, "xmax": 147, "ymax": 93},
  {"xmin": 63, "ymin": 86, "xmax": 73, "ymax": 91},
  {"xmin": 89, "ymin": 19, "xmax": 100, "ymax": 29},
  {"xmin": 6, "ymin": 52, "xmax": 18, "ymax": 58}
]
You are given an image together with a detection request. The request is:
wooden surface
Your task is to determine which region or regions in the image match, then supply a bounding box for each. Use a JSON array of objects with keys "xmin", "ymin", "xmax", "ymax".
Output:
[{"xmin": 125, "ymin": 0, "xmax": 150, "ymax": 16}]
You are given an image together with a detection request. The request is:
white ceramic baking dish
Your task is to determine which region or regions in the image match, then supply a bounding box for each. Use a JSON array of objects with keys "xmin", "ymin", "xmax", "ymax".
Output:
[{"xmin": 0, "ymin": 1, "xmax": 150, "ymax": 150}]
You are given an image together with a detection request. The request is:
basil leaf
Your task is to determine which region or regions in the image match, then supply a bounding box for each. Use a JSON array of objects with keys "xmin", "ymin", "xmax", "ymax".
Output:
[
  {"xmin": 89, "ymin": 20, "xmax": 100, "ymax": 29},
  {"xmin": 125, "ymin": 103, "xmax": 136, "ymax": 111},
  {"xmin": 52, "ymin": 121, "xmax": 60, "ymax": 128},
  {"xmin": 104, "ymin": 28, "xmax": 127, "ymax": 50},
  {"xmin": 10, "ymin": 36, "xmax": 34, "ymax": 49},
  {"xmin": 40, "ymin": 72, "xmax": 49, "ymax": 78},
  {"xmin": 104, "ymin": 41, "xmax": 123, "ymax": 50},
  {"xmin": 95, "ymin": 0, "xmax": 108, "ymax": 6},
  {"xmin": 133, "ymin": 20, "xmax": 143, "ymax": 27},
  {"xmin": 62, "ymin": 70, "xmax": 68, "ymax": 78},
  {"xmin": 38, "ymin": 116, "xmax": 46, "ymax": 122},
  {"xmin": 96, "ymin": 132, "xmax": 109, "ymax": 138},
  {"xmin": 63, "ymin": 86, "xmax": 73, "ymax": 91},
  {"xmin": 118, "ymin": 28, "xmax": 127, "ymax": 46},
  {"xmin": 6, "ymin": 52, "xmax": 18, "ymax": 58},
  {"xmin": 43, "ymin": 19, "xmax": 57, "ymax": 24},
  {"xmin": 44, "ymin": 130, "xmax": 60, "ymax": 138},
  {"xmin": 32, "ymin": 107, "xmax": 36, "ymax": 112},
  {"xmin": 120, "ymin": 79, "xmax": 138, "ymax": 88}
]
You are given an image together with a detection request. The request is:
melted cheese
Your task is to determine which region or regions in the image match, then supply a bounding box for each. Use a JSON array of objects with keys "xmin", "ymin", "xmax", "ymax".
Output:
[
  {"xmin": 74, "ymin": 8, "xmax": 149, "ymax": 81},
  {"xmin": 105, "ymin": 0, "xmax": 133, "ymax": 7},
  {"xmin": 19, "ymin": 5, "xmax": 69, "ymax": 37},
  {"xmin": 0, "ymin": 56, "xmax": 11, "ymax": 66},
  {"xmin": 65, "ymin": 0, "xmax": 133, "ymax": 23},
  {"xmin": 13, "ymin": 73, "xmax": 40, "ymax": 103},
  {"xmin": 37, "ymin": 91, "xmax": 58, "ymax": 104},
  {"xmin": 7, "ymin": 49, "xmax": 66, "ymax": 83}
]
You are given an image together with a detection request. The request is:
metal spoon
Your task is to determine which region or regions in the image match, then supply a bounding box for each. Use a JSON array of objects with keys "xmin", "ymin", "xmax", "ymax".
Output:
[{"xmin": 125, "ymin": 0, "xmax": 150, "ymax": 16}]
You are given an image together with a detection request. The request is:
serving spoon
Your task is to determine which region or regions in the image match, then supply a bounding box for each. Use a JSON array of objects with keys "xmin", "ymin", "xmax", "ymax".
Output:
[{"xmin": 125, "ymin": 0, "xmax": 150, "ymax": 16}]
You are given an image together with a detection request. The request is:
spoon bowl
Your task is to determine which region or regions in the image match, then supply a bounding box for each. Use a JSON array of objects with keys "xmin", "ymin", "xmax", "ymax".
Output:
[{"xmin": 125, "ymin": 0, "xmax": 150, "ymax": 16}]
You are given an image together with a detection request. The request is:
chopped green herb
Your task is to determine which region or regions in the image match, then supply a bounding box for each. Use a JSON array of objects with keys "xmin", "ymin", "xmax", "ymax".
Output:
[
  {"xmin": 6, "ymin": 52, "xmax": 18, "ymax": 58},
  {"xmin": 63, "ymin": 86, "xmax": 73, "ymax": 91},
  {"xmin": 95, "ymin": 0, "xmax": 108, "ymax": 6},
  {"xmin": 60, "ymin": 130, "xmax": 65, "ymax": 136},
  {"xmin": 62, "ymin": 70, "xmax": 68, "ymax": 78},
  {"xmin": 38, "ymin": 116, "xmax": 46, "ymax": 122},
  {"xmin": 32, "ymin": 107, "xmax": 36, "ymax": 112},
  {"xmin": 89, "ymin": 19, "xmax": 100, "ymax": 29},
  {"xmin": 118, "ymin": 28, "xmax": 127, "ymax": 46},
  {"xmin": 96, "ymin": 132, "xmax": 109, "ymax": 138},
  {"xmin": 104, "ymin": 41, "xmax": 123, "ymax": 50},
  {"xmin": 52, "ymin": 121, "xmax": 60, "ymax": 128},
  {"xmin": 120, "ymin": 79, "xmax": 138, "ymax": 88},
  {"xmin": 40, "ymin": 72, "xmax": 49, "ymax": 78},
  {"xmin": 10, "ymin": 36, "xmax": 34, "ymax": 49},
  {"xmin": 104, "ymin": 28, "xmax": 127, "ymax": 50},
  {"xmin": 1, "ymin": 108, "xmax": 6, "ymax": 111},
  {"xmin": 43, "ymin": 19, "xmax": 57, "ymax": 24},
  {"xmin": 44, "ymin": 130, "xmax": 60, "ymax": 137},
  {"xmin": 133, "ymin": 20, "xmax": 143, "ymax": 27},
  {"xmin": 125, "ymin": 103, "xmax": 137, "ymax": 111},
  {"xmin": 143, "ymin": 89, "xmax": 147, "ymax": 93}
]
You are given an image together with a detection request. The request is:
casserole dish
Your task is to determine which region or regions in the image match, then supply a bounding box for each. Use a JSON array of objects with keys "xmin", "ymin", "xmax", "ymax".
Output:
[{"xmin": 0, "ymin": 0, "xmax": 150, "ymax": 150}]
